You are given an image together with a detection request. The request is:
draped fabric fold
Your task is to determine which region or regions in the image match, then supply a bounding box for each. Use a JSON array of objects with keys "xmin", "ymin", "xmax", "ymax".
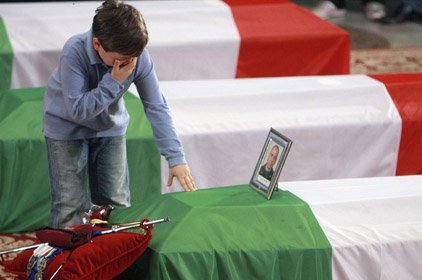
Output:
[
  {"xmin": 111, "ymin": 185, "xmax": 332, "ymax": 280},
  {"xmin": 284, "ymin": 175, "xmax": 422, "ymax": 280}
]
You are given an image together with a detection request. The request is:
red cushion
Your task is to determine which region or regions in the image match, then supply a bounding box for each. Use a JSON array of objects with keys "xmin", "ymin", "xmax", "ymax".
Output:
[{"xmin": 6, "ymin": 230, "xmax": 151, "ymax": 280}]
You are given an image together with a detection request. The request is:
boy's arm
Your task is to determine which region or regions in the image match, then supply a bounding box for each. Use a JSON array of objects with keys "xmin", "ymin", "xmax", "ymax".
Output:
[
  {"xmin": 134, "ymin": 50, "xmax": 184, "ymax": 167},
  {"xmin": 60, "ymin": 54, "xmax": 124, "ymax": 123},
  {"xmin": 134, "ymin": 50, "xmax": 196, "ymax": 191}
]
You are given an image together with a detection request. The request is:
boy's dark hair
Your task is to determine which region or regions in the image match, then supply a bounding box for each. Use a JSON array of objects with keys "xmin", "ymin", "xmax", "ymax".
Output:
[{"xmin": 93, "ymin": 0, "xmax": 148, "ymax": 57}]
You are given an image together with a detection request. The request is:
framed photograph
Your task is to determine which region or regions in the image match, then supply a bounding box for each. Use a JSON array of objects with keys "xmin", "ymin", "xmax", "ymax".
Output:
[{"xmin": 249, "ymin": 128, "xmax": 292, "ymax": 200}]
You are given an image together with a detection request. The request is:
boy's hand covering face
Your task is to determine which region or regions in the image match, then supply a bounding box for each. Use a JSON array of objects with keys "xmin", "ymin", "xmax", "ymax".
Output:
[{"xmin": 111, "ymin": 57, "xmax": 137, "ymax": 84}]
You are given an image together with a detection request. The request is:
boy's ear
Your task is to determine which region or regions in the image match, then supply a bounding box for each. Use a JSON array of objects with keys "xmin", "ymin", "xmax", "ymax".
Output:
[{"xmin": 92, "ymin": 37, "xmax": 101, "ymax": 51}]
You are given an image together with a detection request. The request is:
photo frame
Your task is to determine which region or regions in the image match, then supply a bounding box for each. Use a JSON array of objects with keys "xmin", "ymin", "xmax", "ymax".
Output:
[{"xmin": 249, "ymin": 128, "xmax": 292, "ymax": 200}]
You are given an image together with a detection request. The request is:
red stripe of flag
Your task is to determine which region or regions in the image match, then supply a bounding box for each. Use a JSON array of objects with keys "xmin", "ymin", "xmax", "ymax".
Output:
[
  {"xmin": 370, "ymin": 73, "xmax": 422, "ymax": 175},
  {"xmin": 224, "ymin": 1, "xmax": 350, "ymax": 78}
]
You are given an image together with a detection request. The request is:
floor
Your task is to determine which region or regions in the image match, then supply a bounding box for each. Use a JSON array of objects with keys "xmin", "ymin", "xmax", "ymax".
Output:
[{"xmin": 293, "ymin": 0, "xmax": 422, "ymax": 49}]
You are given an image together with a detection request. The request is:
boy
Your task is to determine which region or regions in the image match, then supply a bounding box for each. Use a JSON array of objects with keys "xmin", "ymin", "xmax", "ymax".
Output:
[{"xmin": 43, "ymin": 0, "xmax": 196, "ymax": 228}]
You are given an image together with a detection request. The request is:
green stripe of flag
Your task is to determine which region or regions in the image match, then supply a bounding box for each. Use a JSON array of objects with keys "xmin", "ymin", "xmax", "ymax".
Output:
[
  {"xmin": 112, "ymin": 185, "xmax": 332, "ymax": 279},
  {"xmin": 0, "ymin": 17, "xmax": 13, "ymax": 92}
]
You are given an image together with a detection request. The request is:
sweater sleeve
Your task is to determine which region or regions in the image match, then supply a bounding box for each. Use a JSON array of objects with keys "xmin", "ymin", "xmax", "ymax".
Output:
[{"xmin": 133, "ymin": 50, "xmax": 186, "ymax": 167}]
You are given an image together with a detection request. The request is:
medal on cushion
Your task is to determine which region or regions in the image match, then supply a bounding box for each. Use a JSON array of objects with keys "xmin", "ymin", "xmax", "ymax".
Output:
[
  {"xmin": 34, "ymin": 269, "xmax": 44, "ymax": 280},
  {"xmin": 27, "ymin": 243, "xmax": 62, "ymax": 280},
  {"xmin": 27, "ymin": 254, "xmax": 37, "ymax": 274}
]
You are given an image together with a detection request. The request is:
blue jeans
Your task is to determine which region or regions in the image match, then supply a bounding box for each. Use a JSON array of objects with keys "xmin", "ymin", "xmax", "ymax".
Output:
[{"xmin": 45, "ymin": 136, "xmax": 130, "ymax": 228}]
